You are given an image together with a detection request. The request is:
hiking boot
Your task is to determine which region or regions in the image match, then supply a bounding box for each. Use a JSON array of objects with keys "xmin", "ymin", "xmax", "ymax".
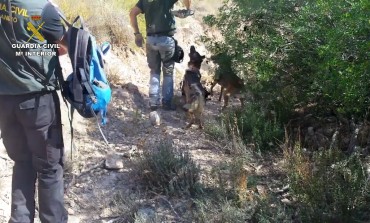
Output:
[
  {"xmin": 149, "ymin": 101, "xmax": 160, "ymax": 111},
  {"xmin": 162, "ymin": 103, "xmax": 176, "ymax": 111},
  {"xmin": 150, "ymin": 105, "xmax": 159, "ymax": 111}
]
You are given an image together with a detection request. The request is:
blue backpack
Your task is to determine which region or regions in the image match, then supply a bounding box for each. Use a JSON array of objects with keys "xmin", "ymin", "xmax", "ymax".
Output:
[{"xmin": 58, "ymin": 14, "xmax": 111, "ymax": 126}]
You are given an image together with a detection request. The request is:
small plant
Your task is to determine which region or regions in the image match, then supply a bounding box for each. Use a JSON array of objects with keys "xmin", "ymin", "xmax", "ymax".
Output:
[
  {"xmin": 251, "ymin": 195, "xmax": 296, "ymax": 223},
  {"xmin": 136, "ymin": 140, "xmax": 202, "ymax": 196},
  {"xmin": 133, "ymin": 108, "xmax": 142, "ymax": 123},
  {"xmin": 204, "ymin": 118, "xmax": 228, "ymax": 142},
  {"xmin": 193, "ymin": 198, "xmax": 250, "ymax": 223},
  {"xmin": 108, "ymin": 191, "xmax": 143, "ymax": 222},
  {"xmin": 106, "ymin": 64, "xmax": 123, "ymax": 86},
  {"xmin": 210, "ymin": 157, "xmax": 250, "ymax": 204},
  {"xmin": 222, "ymin": 103, "xmax": 284, "ymax": 153},
  {"xmin": 286, "ymin": 145, "xmax": 370, "ymax": 222}
]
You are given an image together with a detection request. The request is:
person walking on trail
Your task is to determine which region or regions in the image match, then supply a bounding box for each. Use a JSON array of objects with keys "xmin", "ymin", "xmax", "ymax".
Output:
[
  {"xmin": 0, "ymin": 0, "xmax": 68, "ymax": 222},
  {"xmin": 130, "ymin": 0, "xmax": 192, "ymax": 111}
]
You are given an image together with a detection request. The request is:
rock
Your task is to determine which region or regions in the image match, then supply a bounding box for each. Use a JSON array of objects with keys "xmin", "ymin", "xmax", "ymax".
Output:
[
  {"xmin": 275, "ymin": 185, "xmax": 290, "ymax": 195},
  {"xmin": 149, "ymin": 111, "xmax": 161, "ymax": 126},
  {"xmin": 173, "ymin": 139, "xmax": 180, "ymax": 145},
  {"xmin": 256, "ymin": 185, "xmax": 267, "ymax": 197},
  {"xmin": 123, "ymin": 145, "xmax": 139, "ymax": 158},
  {"xmin": 68, "ymin": 208, "xmax": 75, "ymax": 215},
  {"xmin": 281, "ymin": 198, "xmax": 293, "ymax": 205},
  {"xmin": 104, "ymin": 153, "xmax": 124, "ymax": 170},
  {"xmin": 130, "ymin": 145, "xmax": 138, "ymax": 152},
  {"xmin": 68, "ymin": 216, "xmax": 80, "ymax": 223},
  {"xmin": 255, "ymin": 165, "xmax": 263, "ymax": 175},
  {"xmin": 134, "ymin": 207, "xmax": 156, "ymax": 223}
]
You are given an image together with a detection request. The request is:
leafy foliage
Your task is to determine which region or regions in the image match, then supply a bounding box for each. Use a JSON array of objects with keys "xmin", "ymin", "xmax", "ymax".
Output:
[
  {"xmin": 221, "ymin": 104, "xmax": 284, "ymax": 152},
  {"xmin": 203, "ymin": 0, "xmax": 370, "ymax": 118}
]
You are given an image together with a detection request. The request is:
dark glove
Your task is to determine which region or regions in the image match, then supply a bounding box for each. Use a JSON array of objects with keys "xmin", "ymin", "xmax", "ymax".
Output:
[{"xmin": 134, "ymin": 33, "xmax": 144, "ymax": 47}]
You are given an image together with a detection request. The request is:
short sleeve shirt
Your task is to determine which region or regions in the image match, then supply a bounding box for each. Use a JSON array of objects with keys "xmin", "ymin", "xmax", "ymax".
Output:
[
  {"xmin": 136, "ymin": 0, "xmax": 178, "ymax": 12},
  {"xmin": 135, "ymin": 0, "xmax": 178, "ymax": 35}
]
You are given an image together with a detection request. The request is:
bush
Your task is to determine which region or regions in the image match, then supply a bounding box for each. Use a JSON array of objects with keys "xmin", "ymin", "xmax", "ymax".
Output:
[
  {"xmin": 251, "ymin": 195, "xmax": 295, "ymax": 223},
  {"xmin": 136, "ymin": 140, "xmax": 202, "ymax": 196},
  {"xmin": 193, "ymin": 198, "xmax": 249, "ymax": 223},
  {"xmin": 286, "ymin": 145, "xmax": 370, "ymax": 222},
  {"xmin": 210, "ymin": 158, "xmax": 249, "ymax": 203},
  {"xmin": 222, "ymin": 104, "xmax": 284, "ymax": 153},
  {"xmin": 204, "ymin": 118, "xmax": 228, "ymax": 143},
  {"xmin": 202, "ymin": 0, "xmax": 370, "ymax": 119}
]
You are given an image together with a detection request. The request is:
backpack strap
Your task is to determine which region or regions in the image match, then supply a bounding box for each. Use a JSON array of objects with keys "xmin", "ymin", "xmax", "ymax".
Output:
[{"xmin": 76, "ymin": 29, "xmax": 95, "ymax": 102}]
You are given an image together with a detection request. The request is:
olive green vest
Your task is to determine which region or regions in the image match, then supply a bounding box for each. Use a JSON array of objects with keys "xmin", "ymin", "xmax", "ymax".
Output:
[
  {"xmin": 142, "ymin": 0, "xmax": 176, "ymax": 35},
  {"xmin": 0, "ymin": 0, "xmax": 60, "ymax": 95}
]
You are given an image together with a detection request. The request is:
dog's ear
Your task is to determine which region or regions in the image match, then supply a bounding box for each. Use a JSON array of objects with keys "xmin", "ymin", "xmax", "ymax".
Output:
[{"xmin": 190, "ymin": 45, "xmax": 196, "ymax": 53}]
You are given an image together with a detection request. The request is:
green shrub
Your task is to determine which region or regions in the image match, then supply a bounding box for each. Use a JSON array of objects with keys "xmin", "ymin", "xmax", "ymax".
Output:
[
  {"xmin": 251, "ymin": 195, "xmax": 295, "ymax": 223},
  {"xmin": 136, "ymin": 140, "xmax": 202, "ymax": 196},
  {"xmin": 286, "ymin": 145, "xmax": 370, "ymax": 222},
  {"xmin": 202, "ymin": 0, "xmax": 370, "ymax": 119},
  {"xmin": 193, "ymin": 198, "xmax": 248, "ymax": 223},
  {"xmin": 222, "ymin": 104, "xmax": 284, "ymax": 152},
  {"xmin": 204, "ymin": 118, "xmax": 228, "ymax": 142},
  {"xmin": 210, "ymin": 158, "xmax": 248, "ymax": 202}
]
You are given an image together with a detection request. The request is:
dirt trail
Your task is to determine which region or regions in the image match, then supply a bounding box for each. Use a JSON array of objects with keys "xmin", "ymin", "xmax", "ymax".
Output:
[{"xmin": 0, "ymin": 5, "xmax": 231, "ymax": 222}]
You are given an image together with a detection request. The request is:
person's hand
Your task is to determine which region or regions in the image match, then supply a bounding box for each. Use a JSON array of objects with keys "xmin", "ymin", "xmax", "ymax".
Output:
[
  {"xmin": 135, "ymin": 33, "xmax": 144, "ymax": 47},
  {"xmin": 172, "ymin": 9, "xmax": 194, "ymax": 18}
]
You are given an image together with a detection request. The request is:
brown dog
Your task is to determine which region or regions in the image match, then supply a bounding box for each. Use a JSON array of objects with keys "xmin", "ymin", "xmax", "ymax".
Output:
[
  {"xmin": 181, "ymin": 46, "xmax": 209, "ymax": 105},
  {"xmin": 183, "ymin": 83, "xmax": 205, "ymax": 129},
  {"xmin": 209, "ymin": 74, "xmax": 245, "ymax": 109},
  {"xmin": 209, "ymin": 53, "xmax": 245, "ymax": 109}
]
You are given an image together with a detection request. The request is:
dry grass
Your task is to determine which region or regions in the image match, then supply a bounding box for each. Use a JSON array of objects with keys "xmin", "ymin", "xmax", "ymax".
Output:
[
  {"xmin": 284, "ymin": 143, "xmax": 370, "ymax": 222},
  {"xmin": 55, "ymin": 0, "xmax": 222, "ymax": 48},
  {"xmin": 55, "ymin": 0, "xmax": 142, "ymax": 45}
]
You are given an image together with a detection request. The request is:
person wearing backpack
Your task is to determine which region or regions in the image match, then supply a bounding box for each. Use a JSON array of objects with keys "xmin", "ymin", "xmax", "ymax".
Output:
[
  {"xmin": 130, "ymin": 0, "xmax": 191, "ymax": 111},
  {"xmin": 0, "ymin": 0, "xmax": 68, "ymax": 222}
]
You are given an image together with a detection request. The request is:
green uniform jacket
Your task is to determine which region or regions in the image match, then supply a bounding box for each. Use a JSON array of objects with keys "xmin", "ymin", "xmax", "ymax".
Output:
[
  {"xmin": 0, "ymin": 0, "xmax": 60, "ymax": 95},
  {"xmin": 137, "ymin": 0, "xmax": 177, "ymax": 35}
]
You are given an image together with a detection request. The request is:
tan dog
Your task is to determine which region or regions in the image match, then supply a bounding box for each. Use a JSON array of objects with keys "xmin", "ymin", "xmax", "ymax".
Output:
[
  {"xmin": 183, "ymin": 83, "xmax": 205, "ymax": 129},
  {"xmin": 209, "ymin": 52, "xmax": 245, "ymax": 109},
  {"xmin": 209, "ymin": 74, "xmax": 245, "ymax": 109}
]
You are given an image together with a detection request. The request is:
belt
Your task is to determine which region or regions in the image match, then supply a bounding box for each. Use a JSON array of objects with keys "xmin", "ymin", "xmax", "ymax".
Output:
[
  {"xmin": 147, "ymin": 33, "xmax": 171, "ymax": 37},
  {"xmin": 147, "ymin": 30, "xmax": 175, "ymax": 37}
]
